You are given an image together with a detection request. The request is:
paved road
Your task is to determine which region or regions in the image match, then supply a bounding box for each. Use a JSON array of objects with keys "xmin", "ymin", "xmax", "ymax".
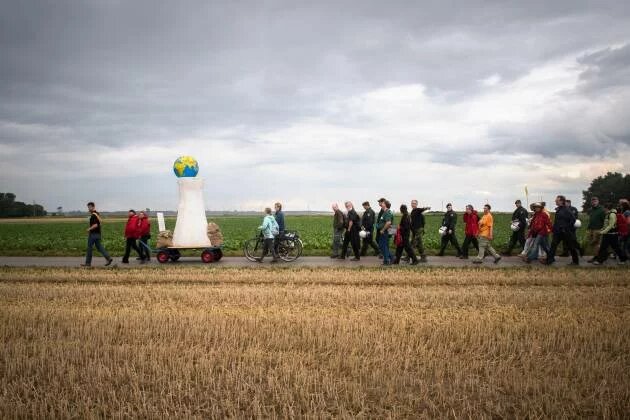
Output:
[{"xmin": 0, "ymin": 255, "xmax": 620, "ymax": 268}]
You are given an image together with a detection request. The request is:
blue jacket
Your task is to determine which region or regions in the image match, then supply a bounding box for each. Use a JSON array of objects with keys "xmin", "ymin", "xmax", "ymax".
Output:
[
  {"xmin": 275, "ymin": 211, "xmax": 285, "ymax": 232},
  {"xmin": 259, "ymin": 215, "xmax": 277, "ymax": 239}
]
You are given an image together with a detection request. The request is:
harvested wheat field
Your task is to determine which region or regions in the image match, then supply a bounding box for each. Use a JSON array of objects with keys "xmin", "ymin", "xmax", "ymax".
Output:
[{"xmin": 0, "ymin": 266, "xmax": 628, "ymax": 418}]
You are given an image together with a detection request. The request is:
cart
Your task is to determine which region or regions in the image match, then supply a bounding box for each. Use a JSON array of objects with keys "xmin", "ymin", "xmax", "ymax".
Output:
[{"xmin": 140, "ymin": 242, "xmax": 223, "ymax": 264}]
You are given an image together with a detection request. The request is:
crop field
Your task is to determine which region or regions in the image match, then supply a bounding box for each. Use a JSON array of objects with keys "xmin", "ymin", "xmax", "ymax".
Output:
[
  {"xmin": 0, "ymin": 266, "xmax": 628, "ymax": 418},
  {"xmin": 0, "ymin": 213, "xmax": 589, "ymax": 256}
]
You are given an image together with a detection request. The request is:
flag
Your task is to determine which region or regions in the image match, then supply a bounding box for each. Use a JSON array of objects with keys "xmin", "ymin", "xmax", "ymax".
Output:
[{"xmin": 524, "ymin": 185, "xmax": 529, "ymax": 196}]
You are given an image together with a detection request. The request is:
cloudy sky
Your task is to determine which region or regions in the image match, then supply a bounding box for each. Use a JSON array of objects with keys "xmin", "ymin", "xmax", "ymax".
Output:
[{"xmin": 1, "ymin": 0, "xmax": 629, "ymax": 212}]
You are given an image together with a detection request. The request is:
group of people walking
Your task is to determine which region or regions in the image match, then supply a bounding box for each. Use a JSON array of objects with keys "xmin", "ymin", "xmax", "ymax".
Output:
[
  {"xmin": 329, "ymin": 196, "xmax": 630, "ymax": 266},
  {"xmin": 81, "ymin": 202, "xmax": 151, "ymax": 267}
]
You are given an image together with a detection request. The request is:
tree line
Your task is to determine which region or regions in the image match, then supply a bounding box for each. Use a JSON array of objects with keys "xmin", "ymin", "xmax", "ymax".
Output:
[{"xmin": 0, "ymin": 193, "xmax": 46, "ymax": 217}]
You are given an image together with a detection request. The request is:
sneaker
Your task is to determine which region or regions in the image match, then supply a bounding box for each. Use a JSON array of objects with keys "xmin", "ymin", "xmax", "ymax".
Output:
[
  {"xmin": 104, "ymin": 258, "xmax": 113, "ymax": 266},
  {"xmin": 255, "ymin": 257, "xmax": 263, "ymax": 263},
  {"xmin": 493, "ymin": 256, "xmax": 502, "ymax": 264},
  {"xmin": 617, "ymin": 260, "xmax": 627, "ymax": 266},
  {"xmin": 121, "ymin": 260, "xmax": 129, "ymax": 264},
  {"xmin": 378, "ymin": 254, "xmax": 384, "ymax": 259},
  {"xmin": 472, "ymin": 259, "xmax": 482, "ymax": 264},
  {"xmin": 351, "ymin": 257, "xmax": 360, "ymax": 261},
  {"xmin": 592, "ymin": 260, "xmax": 602, "ymax": 265},
  {"xmin": 410, "ymin": 260, "xmax": 419, "ymax": 265}
]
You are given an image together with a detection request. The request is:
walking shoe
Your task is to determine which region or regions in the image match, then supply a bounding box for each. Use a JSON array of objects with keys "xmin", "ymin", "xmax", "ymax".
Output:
[
  {"xmin": 545, "ymin": 258, "xmax": 555, "ymax": 265},
  {"xmin": 330, "ymin": 255, "xmax": 339, "ymax": 259},
  {"xmin": 255, "ymin": 257, "xmax": 263, "ymax": 263},
  {"xmin": 567, "ymin": 262, "xmax": 580, "ymax": 266},
  {"xmin": 493, "ymin": 256, "xmax": 502, "ymax": 264},
  {"xmin": 592, "ymin": 260, "xmax": 602, "ymax": 265},
  {"xmin": 587, "ymin": 258, "xmax": 596, "ymax": 263},
  {"xmin": 270, "ymin": 258, "xmax": 278, "ymax": 263},
  {"xmin": 337, "ymin": 256, "xmax": 346, "ymax": 260},
  {"xmin": 121, "ymin": 260, "xmax": 129, "ymax": 264},
  {"xmin": 617, "ymin": 260, "xmax": 627, "ymax": 265},
  {"xmin": 410, "ymin": 260, "xmax": 419, "ymax": 265},
  {"xmin": 472, "ymin": 259, "xmax": 482, "ymax": 264},
  {"xmin": 351, "ymin": 257, "xmax": 360, "ymax": 261},
  {"xmin": 419, "ymin": 257, "xmax": 428, "ymax": 263},
  {"xmin": 459, "ymin": 255, "xmax": 468, "ymax": 259},
  {"xmin": 437, "ymin": 253, "xmax": 444, "ymax": 257},
  {"xmin": 104, "ymin": 258, "xmax": 113, "ymax": 266},
  {"xmin": 378, "ymin": 254, "xmax": 384, "ymax": 259}
]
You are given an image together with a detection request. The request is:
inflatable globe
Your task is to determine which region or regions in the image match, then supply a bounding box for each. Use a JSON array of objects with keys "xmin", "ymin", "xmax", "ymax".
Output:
[{"xmin": 173, "ymin": 156, "xmax": 199, "ymax": 177}]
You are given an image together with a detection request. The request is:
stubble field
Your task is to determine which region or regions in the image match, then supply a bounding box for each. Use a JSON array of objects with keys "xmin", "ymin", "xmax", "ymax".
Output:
[{"xmin": 0, "ymin": 266, "xmax": 628, "ymax": 418}]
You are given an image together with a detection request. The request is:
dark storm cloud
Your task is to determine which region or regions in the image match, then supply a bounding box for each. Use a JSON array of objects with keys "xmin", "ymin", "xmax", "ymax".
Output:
[{"xmin": 577, "ymin": 43, "xmax": 630, "ymax": 93}]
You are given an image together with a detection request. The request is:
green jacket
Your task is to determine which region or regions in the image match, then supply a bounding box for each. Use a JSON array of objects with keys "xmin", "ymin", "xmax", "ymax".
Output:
[
  {"xmin": 600, "ymin": 210, "xmax": 617, "ymax": 235},
  {"xmin": 587, "ymin": 205, "xmax": 605, "ymax": 230}
]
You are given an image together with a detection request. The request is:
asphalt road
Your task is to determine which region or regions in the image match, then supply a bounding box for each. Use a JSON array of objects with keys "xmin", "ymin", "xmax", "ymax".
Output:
[{"xmin": 0, "ymin": 255, "xmax": 620, "ymax": 268}]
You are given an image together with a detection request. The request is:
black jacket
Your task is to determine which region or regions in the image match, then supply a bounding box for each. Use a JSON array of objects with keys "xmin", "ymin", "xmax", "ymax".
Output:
[
  {"xmin": 347, "ymin": 208, "xmax": 361, "ymax": 231},
  {"xmin": 441, "ymin": 210, "xmax": 457, "ymax": 230},
  {"xmin": 399, "ymin": 213, "xmax": 412, "ymax": 236},
  {"xmin": 553, "ymin": 206, "xmax": 576, "ymax": 234},
  {"xmin": 361, "ymin": 207, "xmax": 376, "ymax": 230},
  {"xmin": 512, "ymin": 206, "xmax": 528, "ymax": 228},
  {"xmin": 410, "ymin": 208, "xmax": 426, "ymax": 230}
]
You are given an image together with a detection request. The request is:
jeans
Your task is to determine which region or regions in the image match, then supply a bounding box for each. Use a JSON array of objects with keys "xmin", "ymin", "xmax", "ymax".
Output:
[
  {"xmin": 331, "ymin": 228, "xmax": 344, "ymax": 257},
  {"xmin": 138, "ymin": 235, "xmax": 151, "ymax": 260},
  {"xmin": 85, "ymin": 233, "xmax": 110, "ymax": 265},
  {"xmin": 378, "ymin": 233, "xmax": 392, "ymax": 264},
  {"xmin": 527, "ymin": 235, "xmax": 550, "ymax": 261}
]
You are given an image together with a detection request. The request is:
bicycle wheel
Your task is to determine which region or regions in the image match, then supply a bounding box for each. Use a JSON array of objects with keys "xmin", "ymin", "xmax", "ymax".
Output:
[
  {"xmin": 278, "ymin": 238, "xmax": 303, "ymax": 262},
  {"xmin": 243, "ymin": 238, "xmax": 264, "ymax": 261}
]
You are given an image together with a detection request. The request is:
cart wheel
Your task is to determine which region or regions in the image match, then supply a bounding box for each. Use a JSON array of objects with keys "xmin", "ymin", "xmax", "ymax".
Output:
[
  {"xmin": 212, "ymin": 249, "xmax": 223, "ymax": 261},
  {"xmin": 170, "ymin": 250, "xmax": 181, "ymax": 262},
  {"xmin": 157, "ymin": 251, "xmax": 170, "ymax": 264},
  {"xmin": 201, "ymin": 250, "xmax": 214, "ymax": 263}
]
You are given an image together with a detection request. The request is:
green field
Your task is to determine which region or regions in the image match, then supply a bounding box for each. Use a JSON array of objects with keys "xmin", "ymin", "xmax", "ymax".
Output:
[{"xmin": 0, "ymin": 213, "xmax": 587, "ymax": 257}]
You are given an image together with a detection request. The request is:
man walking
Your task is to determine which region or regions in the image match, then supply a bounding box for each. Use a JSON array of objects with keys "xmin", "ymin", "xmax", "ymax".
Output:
[
  {"xmin": 81, "ymin": 202, "xmax": 113, "ymax": 267},
  {"xmin": 360, "ymin": 201, "xmax": 379, "ymax": 256},
  {"xmin": 122, "ymin": 209, "xmax": 142, "ymax": 264},
  {"xmin": 376, "ymin": 200, "xmax": 394, "ymax": 265},
  {"xmin": 592, "ymin": 203, "xmax": 628, "ymax": 265},
  {"xmin": 410, "ymin": 200, "xmax": 429, "ymax": 262},
  {"xmin": 274, "ymin": 202, "xmax": 285, "ymax": 256},
  {"xmin": 504, "ymin": 199, "xmax": 528, "ymax": 255},
  {"xmin": 438, "ymin": 203, "xmax": 462, "ymax": 257},
  {"xmin": 339, "ymin": 201, "xmax": 361, "ymax": 261},
  {"xmin": 374, "ymin": 198, "xmax": 386, "ymax": 258},
  {"xmin": 137, "ymin": 210, "xmax": 151, "ymax": 262},
  {"xmin": 330, "ymin": 203, "xmax": 345, "ymax": 258},
  {"xmin": 546, "ymin": 195, "xmax": 580, "ymax": 266},
  {"xmin": 585, "ymin": 196, "xmax": 605, "ymax": 261},
  {"xmin": 473, "ymin": 204, "xmax": 501, "ymax": 264}
]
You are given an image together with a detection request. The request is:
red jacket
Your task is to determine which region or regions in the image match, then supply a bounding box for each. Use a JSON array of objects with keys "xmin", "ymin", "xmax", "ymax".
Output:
[
  {"xmin": 138, "ymin": 217, "xmax": 151, "ymax": 237},
  {"xmin": 124, "ymin": 215, "xmax": 140, "ymax": 239},
  {"xmin": 528, "ymin": 211, "xmax": 552, "ymax": 237},
  {"xmin": 463, "ymin": 211, "xmax": 479, "ymax": 236},
  {"xmin": 617, "ymin": 212, "xmax": 628, "ymax": 237}
]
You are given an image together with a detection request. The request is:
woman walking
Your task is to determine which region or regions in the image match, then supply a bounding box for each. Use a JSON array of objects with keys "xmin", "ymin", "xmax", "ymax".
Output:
[
  {"xmin": 393, "ymin": 204, "xmax": 418, "ymax": 265},
  {"xmin": 473, "ymin": 204, "xmax": 501, "ymax": 264},
  {"xmin": 256, "ymin": 207, "xmax": 279, "ymax": 263}
]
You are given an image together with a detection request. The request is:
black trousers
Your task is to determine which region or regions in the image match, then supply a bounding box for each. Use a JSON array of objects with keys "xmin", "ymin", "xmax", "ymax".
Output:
[
  {"xmin": 596, "ymin": 234, "xmax": 627, "ymax": 263},
  {"xmin": 461, "ymin": 235, "xmax": 479, "ymax": 257},
  {"xmin": 439, "ymin": 233, "xmax": 462, "ymax": 255},
  {"xmin": 123, "ymin": 238, "xmax": 141, "ymax": 262},
  {"xmin": 506, "ymin": 229, "xmax": 526, "ymax": 253},
  {"xmin": 395, "ymin": 234, "xmax": 417, "ymax": 263},
  {"xmin": 360, "ymin": 229, "xmax": 379, "ymax": 256},
  {"xmin": 341, "ymin": 229, "xmax": 360, "ymax": 258},
  {"xmin": 261, "ymin": 238, "xmax": 278, "ymax": 260},
  {"xmin": 548, "ymin": 231, "xmax": 580, "ymax": 264}
]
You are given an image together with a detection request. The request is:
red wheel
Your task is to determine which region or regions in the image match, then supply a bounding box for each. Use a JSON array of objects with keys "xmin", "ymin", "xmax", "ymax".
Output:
[
  {"xmin": 201, "ymin": 250, "xmax": 214, "ymax": 263},
  {"xmin": 212, "ymin": 249, "xmax": 223, "ymax": 261},
  {"xmin": 157, "ymin": 251, "xmax": 170, "ymax": 264}
]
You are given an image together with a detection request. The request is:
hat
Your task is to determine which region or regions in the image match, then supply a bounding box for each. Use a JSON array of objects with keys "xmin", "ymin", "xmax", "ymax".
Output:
[{"xmin": 530, "ymin": 202, "xmax": 542, "ymax": 210}]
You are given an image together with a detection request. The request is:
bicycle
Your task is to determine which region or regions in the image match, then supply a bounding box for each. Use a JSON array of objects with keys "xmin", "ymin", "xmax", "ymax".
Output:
[{"xmin": 243, "ymin": 230, "xmax": 303, "ymax": 262}]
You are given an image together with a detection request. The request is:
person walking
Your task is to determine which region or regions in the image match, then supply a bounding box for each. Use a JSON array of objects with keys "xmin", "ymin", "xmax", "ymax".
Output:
[
  {"xmin": 330, "ymin": 203, "xmax": 345, "ymax": 258},
  {"xmin": 410, "ymin": 200, "xmax": 429, "ymax": 263},
  {"xmin": 620, "ymin": 200, "xmax": 630, "ymax": 257},
  {"xmin": 561, "ymin": 199, "xmax": 580, "ymax": 256},
  {"xmin": 339, "ymin": 201, "xmax": 361, "ymax": 261},
  {"xmin": 437, "ymin": 203, "xmax": 462, "ymax": 257},
  {"xmin": 360, "ymin": 201, "xmax": 379, "ymax": 256},
  {"xmin": 122, "ymin": 209, "xmax": 142, "ymax": 264},
  {"xmin": 256, "ymin": 207, "xmax": 279, "ymax": 263},
  {"xmin": 460, "ymin": 204, "xmax": 479, "ymax": 259},
  {"xmin": 374, "ymin": 198, "xmax": 386, "ymax": 258},
  {"xmin": 273, "ymin": 202, "xmax": 285, "ymax": 256},
  {"xmin": 473, "ymin": 204, "xmax": 501, "ymax": 264},
  {"xmin": 504, "ymin": 199, "xmax": 528, "ymax": 255},
  {"xmin": 376, "ymin": 200, "xmax": 394, "ymax": 265},
  {"xmin": 137, "ymin": 210, "xmax": 151, "ymax": 262},
  {"xmin": 591, "ymin": 203, "xmax": 627, "ymax": 265},
  {"xmin": 546, "ymin": 195, "xmax": 580, "ymax": 266},
  {"xmin": 393, "ymin": 204, "xmax": 418, "ymax": 265},
  {"xmin": 525, "ymin": 202, "xmax": 552, "ymax": 263},
  {"xmin": 81, "ymin": 202, "xmax": 113, "ymax": 267},
  {"xmin": 585, "ymin": 196, "xmax": 606, "ymax": 261}
]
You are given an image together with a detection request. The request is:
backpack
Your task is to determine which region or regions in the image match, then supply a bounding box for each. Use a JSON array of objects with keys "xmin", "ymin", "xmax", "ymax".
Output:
[
  {"xmin": 394, "ymin": 226, "xmax": 403, "ymax": 247},
  {"xmin": 270, "ymin": 217, "xmax": 280, "ymax": 236}
]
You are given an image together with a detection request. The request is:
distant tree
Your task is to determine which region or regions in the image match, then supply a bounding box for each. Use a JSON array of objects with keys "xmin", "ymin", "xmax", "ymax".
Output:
[
  {"xmin": 0, "ymin": 193, "xmax": 46, "ymax": 217},
  {"xmin": 582, "ymin": 172, "xmax": 630, "ymax": 212}
]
